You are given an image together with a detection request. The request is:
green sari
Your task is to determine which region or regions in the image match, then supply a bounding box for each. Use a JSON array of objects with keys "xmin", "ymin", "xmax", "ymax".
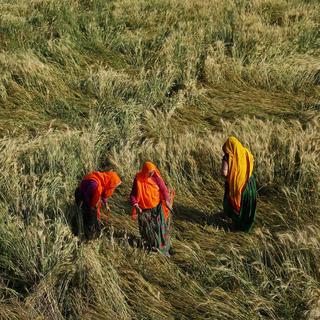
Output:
[
  {"xmin": 138, "ymin": 203, "xmax": 171, "ymax": 255},
  {"xmin": 223, "ymin": 175, "xmax": 257, "ymax": 232}
]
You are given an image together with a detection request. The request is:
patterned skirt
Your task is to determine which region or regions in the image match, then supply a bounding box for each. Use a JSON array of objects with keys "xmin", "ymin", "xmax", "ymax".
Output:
[
  {"xmin": 223, "ymin": 175, "xmax": 257, "ymax": 232},
  {"xmin": 138, "ymin": 203, "xmax": 171, "ymax": 255}
]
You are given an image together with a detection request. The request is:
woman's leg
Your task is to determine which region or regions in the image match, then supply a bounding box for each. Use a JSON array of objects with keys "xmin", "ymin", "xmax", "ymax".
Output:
[
  {"xmin": 74, "ymin": 187, "xmax": 83, "ymax": 206},
  {"xmin": 152, "ymin": 203, "xmax": 170, "ymax": 255},
  {"xmin": 223, "ymin": 192, "xmax": 240, "ymax": 230},
  {"xmin": 239, "ymin": 176, "xmax": 257, "ymax": 232},
  {"xmin": 80, "ymin": 180, "xmax": 101, "ymax": 239},
  {"xmin": 138, "ymin": 204, "xmax": 171, "ymax": 254},
  {"xmin": 223, "ymin": 176, "xmax": 257, "ymax": 232},
  {"xmin": 82, "ymin": 205, "xmax": 101, "ymax": 239},
  {"xmin": 138, "ymin": 210, "xmax": 156, "ymax": 251}
]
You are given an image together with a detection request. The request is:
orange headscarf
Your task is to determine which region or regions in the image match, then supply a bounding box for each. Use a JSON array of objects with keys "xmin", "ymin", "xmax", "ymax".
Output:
[
  {"xmin": 83, "ymin": 171, "xmax": 121, "ymax": 219},
  {"xmin": 103, "ymin": 172, "xmax": 122, "ymax": 197},
  {"xmin": 137, "ymin": 161, "xmax": 161, "ymax": 180},
  {"xmin": 132, "ymin": 162, "xmax": 170, "ymax": 220},
  {"xmin": 223, "ymin": 137, "xmax": 254, "ymax": 212}
]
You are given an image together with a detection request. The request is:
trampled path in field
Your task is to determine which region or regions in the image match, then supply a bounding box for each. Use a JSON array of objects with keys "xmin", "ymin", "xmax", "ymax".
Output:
[{"xmin": 101, "ymin": 185, "xmax": 318, "ymax": 319}]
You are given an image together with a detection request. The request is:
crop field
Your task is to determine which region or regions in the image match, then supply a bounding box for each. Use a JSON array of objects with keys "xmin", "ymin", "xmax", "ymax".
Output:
[{"xmin": 0, "ymin": 0, "xmax": 319, "ymax": 319}]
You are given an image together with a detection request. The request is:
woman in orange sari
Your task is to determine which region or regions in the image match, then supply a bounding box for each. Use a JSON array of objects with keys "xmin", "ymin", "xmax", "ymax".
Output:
[
  {"xmin": 221, "ymin": 137, "xmax": 257, "ymax": 232},
  {"xmin": 130, "ymin": 162, "xmax": 173, "ymax": 255},
  {"xmin": 75, "ymin": 171, "xmax": 121, "ymax": 238}
]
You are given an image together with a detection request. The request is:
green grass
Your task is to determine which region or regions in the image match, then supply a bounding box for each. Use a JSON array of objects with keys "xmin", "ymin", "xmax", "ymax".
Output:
[{"xmin": 0, "ymin": 0, "xmax": 319, "ymax": 319}]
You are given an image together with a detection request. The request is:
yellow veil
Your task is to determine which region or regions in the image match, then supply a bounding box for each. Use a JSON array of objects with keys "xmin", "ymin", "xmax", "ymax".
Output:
[{"xmin": 223, "ymin": 136, "xmax": 254, "ymax": 212}]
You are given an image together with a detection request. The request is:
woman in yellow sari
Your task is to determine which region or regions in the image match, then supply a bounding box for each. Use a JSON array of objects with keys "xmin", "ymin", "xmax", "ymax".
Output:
[{"xmin": 221, "ymin": 136, "xmax": 257, "ymax": 232}]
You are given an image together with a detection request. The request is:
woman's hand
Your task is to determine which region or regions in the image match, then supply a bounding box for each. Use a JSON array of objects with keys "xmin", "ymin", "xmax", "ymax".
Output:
[
  {"xmin": 165, "ymin": 200, "xmax": 172, "ymax": 211},
  {"xmin": 101, "ymin": 198, "xmax": 110, "ymax": 212},
  {"xmin": 134, "ymin": 203, "xmax": 142, "ymax": 213}
]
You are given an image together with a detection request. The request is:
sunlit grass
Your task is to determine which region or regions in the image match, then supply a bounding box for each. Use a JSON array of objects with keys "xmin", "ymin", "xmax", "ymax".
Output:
[{"xmin": 0, "ymin": 0, "xmax": 319, "ymax": 319}]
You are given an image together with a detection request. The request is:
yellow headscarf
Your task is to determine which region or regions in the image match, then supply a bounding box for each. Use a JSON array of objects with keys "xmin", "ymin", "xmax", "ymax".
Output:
[{"xmin": 223, "ymin": 136, "xmax": 254, "ymax": 212}]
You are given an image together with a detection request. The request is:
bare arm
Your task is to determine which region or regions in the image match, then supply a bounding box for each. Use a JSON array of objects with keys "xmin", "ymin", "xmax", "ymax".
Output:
[
  {"xmin": 153, "ymin": 174, "xmax": 170, "ymax": 203},
  {"xmin": 221, "ymin": 158, "xmax": 228, "ymax": 177},
  {"xmin": 153, "ymin": 173, "xmax": 172, "ymax": 209},
  {"xmin": 130, "ymin": 177, "xmax": 139, "ymax": 206}
]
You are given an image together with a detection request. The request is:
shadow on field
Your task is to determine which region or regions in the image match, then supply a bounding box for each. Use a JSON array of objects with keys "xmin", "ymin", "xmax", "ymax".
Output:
[
  {"xmin": 173, "ymin": 203, "xmax": 231, "ymax": 231},
  {"xmin": 65, "ymin": 202, "xmax": 80, "ymax": 236},
  {"xmin": 65, "ymin": 198, "xmax": 143, "ymax": 246}
]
